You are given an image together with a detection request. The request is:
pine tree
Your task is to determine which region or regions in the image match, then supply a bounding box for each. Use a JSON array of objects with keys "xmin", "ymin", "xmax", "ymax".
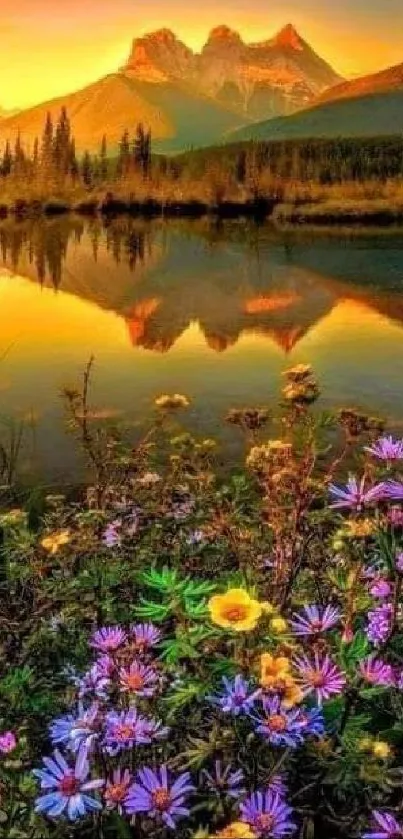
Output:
[
  {"xmin": 2, "ymin": 141, "xmax": 12, "ymax": 177},
  {"xmin": 81, "ymin": 151, "xmax": 93, "ymax": 186},
  {"xmin": 117, "ymin": 130, "xmax": 130, "ymax": 178},
  {"xmin": 100, "ymin": 135, "xmax": 108, "ymax": 181}
]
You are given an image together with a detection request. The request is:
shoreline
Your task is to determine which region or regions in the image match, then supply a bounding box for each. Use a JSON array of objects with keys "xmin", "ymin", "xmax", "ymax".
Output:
[{"xmin": 2, "ymin": 195, "xmax": 403, "ymax": 226}]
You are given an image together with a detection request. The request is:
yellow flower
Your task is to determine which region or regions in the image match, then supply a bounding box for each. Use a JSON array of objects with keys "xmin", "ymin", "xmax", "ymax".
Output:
[
  {"xmin": 41, "ymin": 530, "xmax": 70, "ymax": 555},
  {"xmin": 372, "ymin": 741, "xmax": 392, "ymax": 760},
  {"xmin": 358, "ymin": 737, "xmax": 373, "ymax": 752},
  {"xmin": 208, "ymin": 589, "xmax": 263, "ymax": 632},
  {"xmin": 344, "ymin": 519, "xmax": 375, "ymax": 539},
  {"xmin": 211, "ymin": 822, "xmax": 256, "ymax": 839},
  {"xmin": 270, "ymin": 617, "xmax": 288, "ymax": 635},
  {"xmin": 155, "ymin": 393, "xmax": 190, "ymax": 410},
  {"xmin": 260, "ymin": 653, "xmax": 291, "ymax": 689},
  {"xmin": 281, "ymin": 676, "xmax": 304, "ymax": 708}
]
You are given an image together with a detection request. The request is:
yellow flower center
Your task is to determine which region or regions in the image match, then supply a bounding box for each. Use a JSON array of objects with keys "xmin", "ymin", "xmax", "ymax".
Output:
[
  {"xmin": 267, "ymin": 713, "xmax": 287, "ymax": 732},
  {"xmin": 152, "ymin": 788, "xmax": 170, "ymax": 811},
  {"xmin": 223, "ymin": 605, "xmax": 249, "ymax": 622}
]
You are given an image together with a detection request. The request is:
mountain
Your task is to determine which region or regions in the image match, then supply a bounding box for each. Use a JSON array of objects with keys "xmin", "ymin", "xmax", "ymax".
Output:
[
  {"xmin": 0, "ymin": 25, "xmax": 341, "ymax": 153},
  {"xmin": 229, "ymin": 87, "xmax": 403, "ymax": 143},
  {"xmin": 123, "ymin": 25, "xmax": 342, "ymax": 120},
  {"xmin": 317, "ymin": 61, "xmax": 403, "ymax": 105}
]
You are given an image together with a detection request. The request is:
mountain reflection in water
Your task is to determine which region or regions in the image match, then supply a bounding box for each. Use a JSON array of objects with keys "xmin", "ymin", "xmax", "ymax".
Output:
[{"xmin": 1, "ymin": 216, "xmax": 403, "ymax": 479}]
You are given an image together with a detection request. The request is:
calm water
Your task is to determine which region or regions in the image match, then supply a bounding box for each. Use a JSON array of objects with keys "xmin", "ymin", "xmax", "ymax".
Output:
[{"xmin": 1, "ymin": 215, "xmax": 403, "ymax": 481}]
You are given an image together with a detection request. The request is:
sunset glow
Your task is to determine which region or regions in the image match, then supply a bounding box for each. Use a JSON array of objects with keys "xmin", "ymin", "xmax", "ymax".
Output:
[{"xmin": 2, "ymin": 0, "xmax": 403, "ymax": 109}]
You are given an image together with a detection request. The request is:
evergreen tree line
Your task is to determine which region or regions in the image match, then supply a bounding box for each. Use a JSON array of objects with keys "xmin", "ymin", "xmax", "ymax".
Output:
[
  {"xmin": 0, "ymin": 108, "xmax": 152, "ymax": 186},
  {"xmin": 178, "ymin": 137, "xmax": 403, "ymax": 186}
]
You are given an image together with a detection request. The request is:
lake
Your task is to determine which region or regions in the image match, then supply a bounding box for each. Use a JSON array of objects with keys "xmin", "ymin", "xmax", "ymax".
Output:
[{"xmin": 1, "ymin": 215, "xmax": 403, "ymax": 482}]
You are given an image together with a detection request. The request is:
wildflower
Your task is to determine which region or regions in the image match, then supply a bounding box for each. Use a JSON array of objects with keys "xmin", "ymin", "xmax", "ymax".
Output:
[
  {"xmin": 362, "ymin": 810, "xmax": 403, "ymax": 838},
  {"xmin": 202, "ymin": 761, "xmax": 245, "ymax": 800},
  {"xmin": 212, "ymin": 822, "xmax": 256, "ymax": 839},
  {"xmin": 329, "ymin": 476, "xmax": 386, "ymax": 511},
  {"xmin": 78, "ymin": 658, "xmax": 113, "ymax": 699},
  {"xmin": 252, "ymin": 696, "xmax": 306, "ymax": 748},
  {"xmin": 281, "ymin": 677, "xmax": 304, "ymax": 709},
  {"xmin": 291, "ymin": 604, "xmax": 341, "ymax": 636},
  {"xmin": 270, "ymin": 617, "xmax": 288, "ymax": 634},
  {"xmin": 366, "ymin": 603, "xmax": 393, "ymax": 646},
  {"xmin": 260, "ymin": 654, "xmax": 291, "ymax": 690},
  {"xmin": 385, "ymin": 482, "xmax": 403, "ymax": 501},
  {"xmin": 131, "ymin": 622, "xmax": 162, "ymax": 653},
  {"xmin": 104, "ymin": 768, "xmax": 132, "ymax": 813},
  {"xmin": 155, "ymin": 393, "xmax": 190, "ymax": 410},
  {"xmin": 103, "ymin": 708, "xmax": 153, "ymax": 755},
  {"xmin": 297, "ymin": 707, "xmax": 326, "ymax": 738},
  {"xmin": 41, "ymin": 530, "xmax": 70, "ymax": 554},
  {"xmin": 240, "ymin": 790, "xmax": 296, "ymax": 838},
  {"xmin": 119, "ymin": 661, "xmax": 159, "ymax": 697},
  {"xmin": 366, "ymin": 436, "xmax": 403, "ymax": 461},
  {"xmin": 293, "ymin": 653, "xmax": 346, "ymax": 706},
  {"xmin": 49, "ymin": 714, "xmax": 76, "ymax": 749},
  {"xmin": 360, "ymin": 657, "xmax": 395, "ymax": 687},
  {"xmin": 103, "ymin": 521, "xmax": 122, "ymax": 548},
  {"xmin": 187, "ymin": 529, "xmax": 206, "ymax": 546},
  {"xmin": 90, "ymin": 626, "xmax": 127, "ymax": 653},
  {"xmin": 0, "ymin": 731, "xmax": 17, "ymax": 753},
  {"xmin": 267, "ymin": 775, "xmax": 288, "ymax": 798},
  {"xmin": 370, "ymin": 579, "xmax": 392, "ymax": 599},
  {"xmin": 34, "ymin": 747, "xmax": 103, "ymax": 821},
  {"xmin": 208, "ymin": 589, "xmax": 263, "ymax": 632},
  {"xmin": 343, "ymin": 519, "xmax": 375, "ymax": 539},
  {"xmin": 213, "ymin": 675, "xmax": 261, "ymax": 716},
  {"xmin": 125, "ymin": 765, "xmax": 195, "ymax": 830},
  {"xmin": 372, "ymin": 741, "xmax": 392, "ymax": 760},
  {"xmin": 396, "ymin": 553, "xmax": 403, "ymax": 573}
]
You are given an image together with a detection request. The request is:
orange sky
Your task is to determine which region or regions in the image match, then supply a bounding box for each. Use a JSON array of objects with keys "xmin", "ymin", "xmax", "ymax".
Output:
[{"xmin": 1, "ymin": 0, "xmax": 403, "ymax": 110}]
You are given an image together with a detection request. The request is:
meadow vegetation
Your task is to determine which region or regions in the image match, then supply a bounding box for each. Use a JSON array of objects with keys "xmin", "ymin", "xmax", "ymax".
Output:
[
  {"xmin": 2, "ymin": 110, "xmax": 403, "ymax": 222},
  {"xmin": 2, "ymin": 363, "xmax": 403, "ymax": 837}
]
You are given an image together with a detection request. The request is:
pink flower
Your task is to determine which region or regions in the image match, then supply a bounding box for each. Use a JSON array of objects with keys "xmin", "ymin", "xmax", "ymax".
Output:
[{"xmin": 0, "ymin": 731, "xmax": 17, "ymax": 754}]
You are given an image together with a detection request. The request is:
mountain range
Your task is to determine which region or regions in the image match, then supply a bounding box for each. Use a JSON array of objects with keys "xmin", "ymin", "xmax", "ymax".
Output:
[
  {"xmin": 230, "ymin": 60, "xmax": 403, "ymax": 142},
  {"xmin": 0, "ymin": 25, "xmax": 342, "ymax": 153}
]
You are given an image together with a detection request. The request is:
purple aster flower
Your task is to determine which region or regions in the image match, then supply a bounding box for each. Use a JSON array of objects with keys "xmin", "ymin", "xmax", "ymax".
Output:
[
  {"xmin": 131, "ymin": 623, "xmax": 162, "ymax": 653},
  {"xmin": 119, "ymin": 660, "xmax": 159, "ymax": 697},
  {"xmin": 365, "ymin": 437, "xmax": 403, "ymax": 461},
  {"xmin": 291, "ymin": 604, "xmax": 341, "ymax": 636},
  {"xmin": 362, "ymin": 810, "xmax": 403, "ymax": 838},
  {"xmin": 385, "ymin": 482, "xmax": 403, "ymax": 501},
  {"xmin": 293, "ymin": 653, "xmax": 346, "ymax": 706},
  {"xmin": 142, "ymin": 717, "xmax": 170, "ymax": 742},
  {"xmin": 0, "ymin": 731, "xmax": 17, "ymax": 754},
  {"xmin": 103, "ymin": 708, "xmax": 152, "ymax": 755},
  {"xmin": 297, "ymin": 707, "xmax": 326, "ymax": 738},
  {"xmin": 370, "ymin": 579, "xmax": 392, "ymax": 599},
  {"xmin": 50, "ymin": 703, "xmax": 101, "ymax": 753},
  {"xmin": 78, "ymin": 660, "xmax": 112, "ymax": 700},
  {"xmin": 202, "ymin": 760, "xmax": 245, "ymax": 799},
  {"xmin": 252, "ymin": 696, "xmax": 306, "ymax": 748},
  {"xmin": 33, "ymin": 747, "xmax": 103, "ymax": 821},
  {"xmin": 240, "ymin": 789, "xmax": 296, "ymax": 838},
  {"xmin": 103, "ymin": 520, "xmax": 122, "ymax": 548},
  {"xmin": 360, "ymin": 657, "xmax": 396, "ymax": 687},
  {"xmin": 329, "ymin": 476, "xmax": 386, "ymax": 511},
  {"xmin": 90, "ymin": 626, "xmax": 127, "ymax": 654},
  {"xmin": 366, "ymin": 603, "xmax": 393, "ymax": 646},
  {"xmin": 125, "ymin": 765, "xmax": 195, "ymax": 830},
  {"xmin": 212, "ymin": 675, "xmax": 261, "ymax": 716},
  {"xmin": 104, "ymin": 768, "xmax": 133, "ymax": 814}
]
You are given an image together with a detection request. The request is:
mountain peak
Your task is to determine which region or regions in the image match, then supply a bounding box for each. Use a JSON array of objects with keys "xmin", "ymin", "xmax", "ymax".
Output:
[
  {"xmin": 144, "ymin": 28, "xmax": 178, "ymax": 45},
  {"xmin": 206, "ymin": 26, "xmax": 244, "ymax": 46},
  {"xmin": 273, "ymin": 23, "xmax": 304, "ymax": 51}
]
